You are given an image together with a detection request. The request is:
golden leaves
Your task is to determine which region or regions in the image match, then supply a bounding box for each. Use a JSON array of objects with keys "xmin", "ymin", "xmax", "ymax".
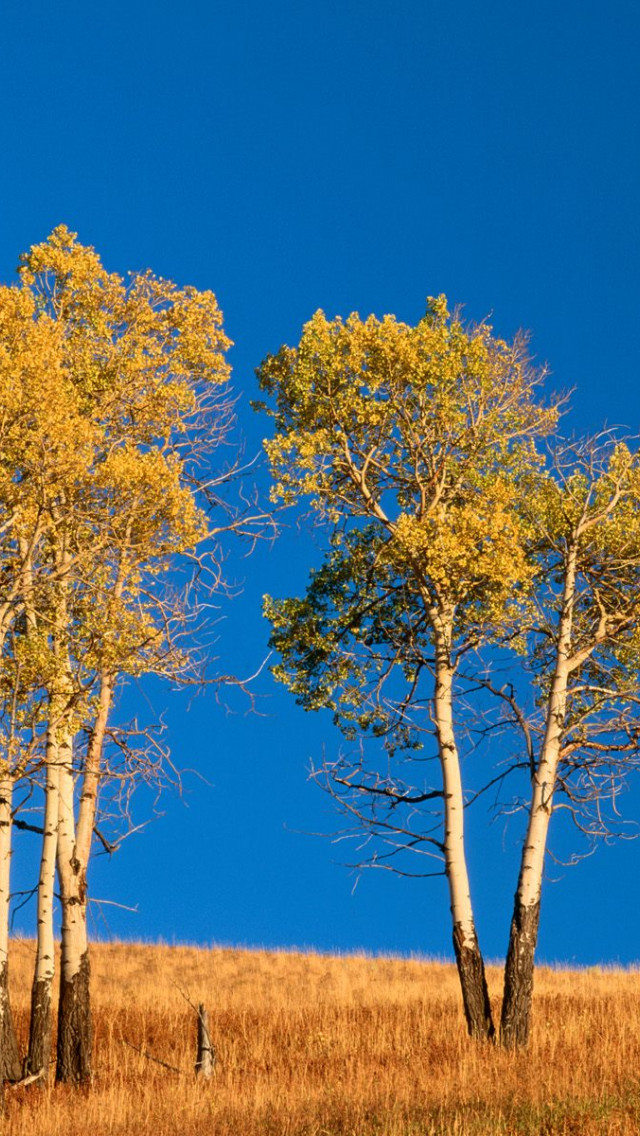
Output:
[
  {"xmin": 258, "ymin": 296, "xmax": 558, "ymax": 641},
  {"xmin": 393, "ymin": 493, "xmax": 527, "ymax": 592},
  {"xmin": 258, "ymin": 300, "xmax": 557, "ymax": 520},
  {"xmin": 0, "ymin": 228, "xmax": 232, "ymax": 696}
]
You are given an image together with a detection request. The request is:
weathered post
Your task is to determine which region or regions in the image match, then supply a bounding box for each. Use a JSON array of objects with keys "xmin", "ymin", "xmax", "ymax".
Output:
[{"xmin": 195, "ymin": 1004, "xmax": 214, "ymax": 1079}]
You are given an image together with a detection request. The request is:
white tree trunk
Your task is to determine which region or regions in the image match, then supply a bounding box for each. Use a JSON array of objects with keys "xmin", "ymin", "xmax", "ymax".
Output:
[
  {"xmin": 433, "ymin": 623, "xmax": 494, "ymax": 1040},
  {"xmin": 500, "ymin": 547, "xmax": 577, "ymax": 1047},
  {"xmin": 26, "ymin": 713, "xmax": 61, "ymax": 1078},
  {"xmin": 75, "ymin": 673, "xmax": 112, "ymax": 869},
  {"xmin": 0, "ymin": 547, "xmax": 39, "ymax": 1082},
  {"xmin": 56, "ymin": 671, "xmax": 112, "ymax": 1084},
  {"xmin": 56, "ymin": 726, "xmax": 93, "ymax": 1084},
  {"xmin": 0, "ymin": 775, "xmax": 21, "ymax": 1082}
]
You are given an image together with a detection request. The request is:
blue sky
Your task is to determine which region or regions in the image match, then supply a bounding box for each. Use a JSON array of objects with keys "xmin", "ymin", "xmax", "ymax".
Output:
[{"xmin": 3, "ymin": 0, "xmax": 640, "ymax": 963}]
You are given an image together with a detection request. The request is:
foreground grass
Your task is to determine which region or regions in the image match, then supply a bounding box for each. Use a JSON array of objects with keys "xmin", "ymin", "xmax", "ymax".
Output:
[{"xmin": 4, "ymin": 940, "xmax": 640, "ymax": 1134}]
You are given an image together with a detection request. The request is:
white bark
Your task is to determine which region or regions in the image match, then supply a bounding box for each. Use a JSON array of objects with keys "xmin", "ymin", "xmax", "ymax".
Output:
[
  {"xmin": 52, "ymin": 539, "xmax": 98, "ymax": 1082},
  {"xmin": 0, "ymin": 618, "xmax": 12, "ymax": 984},
  {"xmin": 433, "ymin": 630, "xmax": 476, "ymax": 945},
  {"xmin": 56, "ymin": 720, "xmax": 93, "ymax": 1083},
  {"xmin": 26, "ymin": 713, "xmax": 61, "ymax": 1077},
  {"xmin": 57, "ymin": 729, "xmax": 86, "ymax": 984},
  {"xmin": 45, "ymin": 537, "xmax": 87, "ymax": 983},
  {"xmin": 0, "ymin": 777, "xmax": 12, "ymax": 979},
  {"xmin": 0, "ymin": 773, "xmax": 21, "ymax": 1081},
  {"xmin": 0, "ymin": 542, "xmax": 40, "ymax": 1078},
  {"xmin": 431, "ymin": 619, "xmax": 493, "ymax": 1038},
  {"xmin": 33, "ymin": 719, "xmax": 61, "ymax": 988},
  {"xmin": 347, "ymin": 455, "xmax": 479, "ymax": 938},
  {"xmin": 75, "ymin": 672, "xmax": 112, "ymax": 870},
  {"xmin": 517, "ymin": 546, "xmax": 577, "ymax": 909},
  {"xmin": 57, "ymin": 669, "xmax": 113, "ymax": 984},
  {"xmin": 500, "ymin": 544, "xmax": 579, "ymax": 1047},
  {"xmin": 55, "ymin": 669, "xmax": 114, "ymax": 1083}
]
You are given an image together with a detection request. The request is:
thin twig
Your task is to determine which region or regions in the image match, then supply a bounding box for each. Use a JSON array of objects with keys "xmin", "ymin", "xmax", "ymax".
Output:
[
  {"xmin": 7, "ymin": 1067, "xmax": 46, "ymax": 1088},
  {"xmin": 120, "ymin": 1037, "xmax": 184, "ymax": 1075}
]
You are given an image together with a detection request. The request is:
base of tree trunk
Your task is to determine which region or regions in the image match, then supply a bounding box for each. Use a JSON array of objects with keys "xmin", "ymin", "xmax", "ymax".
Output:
[
  {"xmin": 26, "ymin": 978, "xmax": 52, "ymax": 1080},
  {"xmin": 500, "ymin": 897, "xmax": 541, "ymax": 1049},
  {"xmin": 452, "ymin": 923, "xmax": 495, "ymax": 1040},
  {"xmin": 56, "ymin": 951, "xmax": 92, "ymax": 1084},
  {"xmin": 0, "ymin": 962, "xmax": 22, "ymax": 1082}
]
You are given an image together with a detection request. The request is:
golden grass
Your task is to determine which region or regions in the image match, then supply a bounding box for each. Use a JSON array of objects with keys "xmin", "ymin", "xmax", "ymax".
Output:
[{"xmin": 4, "ymin": 939, "xmax": 640, "ymax": 1135}]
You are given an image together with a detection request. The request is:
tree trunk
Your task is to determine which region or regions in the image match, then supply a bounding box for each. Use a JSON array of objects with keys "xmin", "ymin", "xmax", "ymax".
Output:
[
  {"xmin": 55, "ymin": 668, "xmax": 112, "ymax": 1085},
  {"xmin": 56, "ymin": 733, "xmax": 92, "ymax": 1085},
  {"xmin": 27, "ymin": 978, "xmax": 53, "ymax": 1082},
  {"xmin": 499, "ymin": 760, "xmax": 556, "ymax": 1047},
  {"xmin": 433, "ymin": 629, "xmax": 494, "ymax": 1041},
  {"xmin": 55, "ymin": 669, "xmax": 112, "ymax": 1085},
  {"xmin": 500, "ymin": 895, "xmax": 541, "ymax": 1048},
  {"xmin": 451, "ymin": 923, "xmax": 494, "ymax": 1041},
  {"xmin": 56, "ymin": 949, "xmax": 92, "ymax": 1085},
  {"xmin": 499, "ymin": 762, "xmax": 557, "ymax": 1048},
  {"xmin": 26, "ymin": 716, "xmax": 61, "ymax": 1079},
  {"xmin": 499, "ymin": 548, "xmax": 576, "ymax": 1048},
  {"xmin": 0, "ymin": 776, "xmax": 22, "ymax": 1083},
  {"xmin": 0, "ymin": 963, "xmax": 21, "ymax": 1085}
]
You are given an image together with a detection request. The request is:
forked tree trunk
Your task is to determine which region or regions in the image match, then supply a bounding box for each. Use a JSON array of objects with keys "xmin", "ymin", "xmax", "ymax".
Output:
[
  {"xmin": 55, "ymin": 672, "xmax": 112, "ymax": 1084},
  {"xmin": 500, "ymin": 549, "xmax": 576, "ymax": 1049},
  {"xmin": 26, "ymin": 716, "xmax": 61, "ymax": 1079},
  {"xmin": 56, "ymin": 731, "xmax": 92, "ymax": 1085},
  {"xmin": 0, "ymin": 776, "xmax": 22, "ymax": 1083},
  {"xmin": 500, "ymin": 730, "xmax": 563, "ymax": 1048},
  {"xmin": 433, "ymin": 630, "xmax": 494, "ymax": 1041},
  {"xmin": 500, "ymin": 748, "xmax": 560, "ymax": 1047}
]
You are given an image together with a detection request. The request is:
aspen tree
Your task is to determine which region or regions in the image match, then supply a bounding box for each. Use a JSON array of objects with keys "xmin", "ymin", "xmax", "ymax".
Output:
[
  {"xmin": 0, "ymin": 284, "xmax": 84, "ymax": 1081},
  {"xmin": 0, "ymin": 602, "xmax": 44, "ymax": 1082},
  {"xmin": 0, "ymin": 273, "xmax": 106, "ymax": 1080},
  {"xmin": 1, "ymin": 227, "xmax": 238, "ymax": 1084},
  {"xmin": 25, "ymin": 710, "xmax": 61, "ymax": 1079},
  {"xmin": 257, "ymin": 299, "xmax": 557, "ymax": 1039},
  {"xmin": 51, "ymin": 452, "xmax": 213, "ymax": 1084},
  {"xmin": 16, "ymin": 555, "xmax": 61, "ymax": 1083},
  {"xmin": 500, "ymin": 438, "xmax": 640, "ymax": 1047},
  {"xmin": 0, "ymin": 642, "xmax": 34, "ymax": 1083}
]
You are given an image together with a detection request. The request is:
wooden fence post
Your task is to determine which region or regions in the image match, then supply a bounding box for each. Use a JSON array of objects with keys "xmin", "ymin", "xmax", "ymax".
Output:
[{"xmin": 195, "ymin": 1004, "xmax": 215, "ymax": 1079}]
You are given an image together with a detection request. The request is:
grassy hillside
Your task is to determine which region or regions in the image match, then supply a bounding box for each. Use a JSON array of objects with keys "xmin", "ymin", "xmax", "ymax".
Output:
[{"xmin": 5, "ymin": 939, "xmax": 640, "ymax": 1135}]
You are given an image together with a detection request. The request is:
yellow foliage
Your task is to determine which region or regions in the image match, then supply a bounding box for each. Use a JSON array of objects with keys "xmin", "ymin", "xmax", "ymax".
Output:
[
  {"xmin": 259, "ymin": 297, "xmax": 556, "ymax": 641},
  {"xmin": 0, "ymin": 227, "xmax": 232, "ymax": 720}
]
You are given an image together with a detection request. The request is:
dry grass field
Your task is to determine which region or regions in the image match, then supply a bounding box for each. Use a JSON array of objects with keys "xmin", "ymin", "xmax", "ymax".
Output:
[{"xmin": 3, "ymin": 939, "xmax": 640, "ymax": 1135}]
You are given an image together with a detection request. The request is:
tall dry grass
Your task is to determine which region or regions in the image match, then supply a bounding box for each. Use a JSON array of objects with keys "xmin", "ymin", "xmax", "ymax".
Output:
[{"xmin": 4, "ymin": 939, "xmax": 640, "ymax": 1135}]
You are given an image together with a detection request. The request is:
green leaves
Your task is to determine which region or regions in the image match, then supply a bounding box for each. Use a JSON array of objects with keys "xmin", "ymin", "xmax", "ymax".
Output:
[
  {"xmin": 258, "ymin": 299, "xmax": 558, "ymax": 741},
  {"xmin": 264, "ymin": 529, "xmax": 428, "ymax": 750}
]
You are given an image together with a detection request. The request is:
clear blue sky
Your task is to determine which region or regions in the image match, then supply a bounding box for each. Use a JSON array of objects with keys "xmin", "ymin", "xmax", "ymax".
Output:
[{"xmin": 3, "ymin": 0, "xmax": 640, "ymax": 964}]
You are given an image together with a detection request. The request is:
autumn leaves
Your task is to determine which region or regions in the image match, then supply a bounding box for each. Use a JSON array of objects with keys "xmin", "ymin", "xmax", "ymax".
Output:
[
  {"xmin": 258, "ymin": 301, "xmax": 640, "ymax": 1046},
  {"xmin": 0, "ymin": 228, "xmax": 233, "ymax": 1083},
  {"xmin": 2, "ymin": 234, "xmax": 640, "ymax": 1092}
]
